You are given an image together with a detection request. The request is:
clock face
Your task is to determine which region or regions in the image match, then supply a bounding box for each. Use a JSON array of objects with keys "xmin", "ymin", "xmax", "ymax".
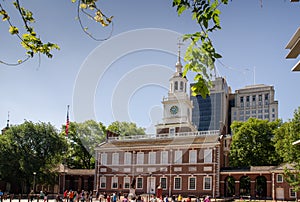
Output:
[{"xmin": 170, "ymin": 105, "xmax": 178, "ymax": 115}]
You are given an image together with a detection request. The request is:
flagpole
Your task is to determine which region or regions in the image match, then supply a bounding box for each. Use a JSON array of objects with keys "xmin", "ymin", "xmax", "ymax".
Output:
[{"xmin": 63, "ymin": 105, "xmax": 70, "ymax": 193}]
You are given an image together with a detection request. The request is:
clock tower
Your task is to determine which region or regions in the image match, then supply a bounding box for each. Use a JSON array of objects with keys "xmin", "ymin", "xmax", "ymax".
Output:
[{"xmin": 156, "ymin": 43, "xmax": 197, "ymax": 134}]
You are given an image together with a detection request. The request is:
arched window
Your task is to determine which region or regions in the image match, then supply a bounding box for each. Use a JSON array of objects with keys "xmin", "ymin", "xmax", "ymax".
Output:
[
  {"xmin": 174, "ymin": 81, "xmax": 178, "ymax": 91},
  {"xmin": 180, "ymin": 81, "xmax": 184, "ymax": 91}
]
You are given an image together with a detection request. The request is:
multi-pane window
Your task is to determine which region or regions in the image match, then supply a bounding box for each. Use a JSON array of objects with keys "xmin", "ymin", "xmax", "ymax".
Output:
[
  {"xmin": 136, "ymin": 177, "xmax": 143, "ymax": 189},
  {"xmin": 137, "ymin": 152, "xmax": 144, "ymax": 165},
  {"xmin": 112, "ymin": 153, "xmax": 119, "ymax": 165},
  {"xmin": 100, "ymin": 177, "xmax": 106, "ymax": 189},
  {"xmin": 277, "ymin": 174, "xmax": 283, "ymax": 183},
  {"xmin": 188, "ymin": 177, "xmax": 196, "ymax": 190},
  {"xmin": 149, "ymin": 152, "xmax": 156, "ymax": 164},
  {"xmin": 189, "ymin": 150, "xmax": 197, "ymax": 163},
  {"xmin": 204, "ymin": 149, "xmax": 212, "ymax": 163},
  {"xmin": 124, "ymin": 177, "xmax": 130, "ymax": 189},
  {"xmin": 174, "ymin": 177, "xmax": 181, "ymax": 190},
  {"xmin": 203, "ymin": 176, "xmax": 212, "ymax": 190},
  {"xmin": 124, "ymin": 152, "xmax": 132, "ymax": 165},
  {"xmin": 161, "ymin": 151, "xmax": 168, "ymax": 164},
  {"xmin": 111, "ymin": 176, "xmax": 118, "ymax": 189},
  {"xmin": 290, "ymin": 188, "xmax": 296, "ymax": 198},
  {"xmin": 100, "ymin": 153, "xmax": 107, "ymax": 165},
  {"xmin": 160, "ymin": 177, "xmax": 167, "ymax": 189},
  {"xmin": 174, "ymin": 150, "xmax": 182, "ymax": 164}
]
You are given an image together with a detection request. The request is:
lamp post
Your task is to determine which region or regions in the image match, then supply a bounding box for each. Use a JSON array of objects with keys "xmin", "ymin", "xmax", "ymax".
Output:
[{"xmin": 33, "ymin": 172, "xmax": 36, "ymax": 193}]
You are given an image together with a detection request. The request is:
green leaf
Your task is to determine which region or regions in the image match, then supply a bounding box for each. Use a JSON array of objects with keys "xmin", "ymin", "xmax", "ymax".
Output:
[
  {"xmin": 177, "ymin": 5, "xmax": 187, "ymax": 16},
  {"xmin": 9, "ymin": 26, "xmax": 19, "ymax": 35}
]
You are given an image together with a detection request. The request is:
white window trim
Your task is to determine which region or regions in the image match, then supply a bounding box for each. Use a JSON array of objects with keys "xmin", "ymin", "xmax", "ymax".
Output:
[
  {"xmin": 137, "ymin": 152, "xmax": 144, "ymax": 165},
  {"xmin": 160, "ymin": 177, "xmax": 167, "ymax": 190},
  {"xmin": 124, "ymin": 176, "xmax": 131, "ymax": 189},
  {"xmin": 174, "ymin": 177, "xmax": 182, "ymax": 190},
  {"xmin": 174, "ymin": 150, "xmax": 182, "ymax": 164},
  {"xmin": 111, "ymin": 176, "xmax": 118, "ymax": 189},
  {"xmin": 203, "ymin": 176, "xmax": 212, "ymax": 190},
  {"xmin": 204, "ymin": 149, "xmax": 212, "ymax": 163},
  {"xmin": 136, "ymin": 177, "xmax": 143, "ymax": 189},
  {"xmin": 100, "ymin": 153, "xmax": 107, "ymax": 165},
  {"xmin": 189, "ymin": 150, "xmax": 197, "ymax": 164},
  {"xmin": 289, "ymin": 188, "xmax": 296, "ymax": 198},
  {"xmin": 161, "ymin": 151, "xmax": 168, "ymax": 165},
  {"xmin": 188, "ymin": 176, "xmax": 196, "ymax": 190},
  {"xmin": 149, "ymin": 152, "xmax": 156, "ymax": 165},
  {"xmin": 100, "ymin": 176, "xmax": 106, "ymax": 189},
  {"xmin": 124, "ymin": 152, "xmax": 132, "ymax": 165},
  {"xmin": 277, "ymin": 174, "xmax": 283, "ymax": 183},
  {"xmin": 112, "ymin": 152, "xmax": 119, "ymax": 165}
]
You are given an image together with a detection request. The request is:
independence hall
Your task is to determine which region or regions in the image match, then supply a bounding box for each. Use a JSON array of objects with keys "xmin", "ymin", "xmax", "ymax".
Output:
[{"xmin": 92, "ymin": 49, "xmax": 298, "ymax": 201}]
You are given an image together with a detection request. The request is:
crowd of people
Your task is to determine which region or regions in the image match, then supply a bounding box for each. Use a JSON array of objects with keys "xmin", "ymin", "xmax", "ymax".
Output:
[{"xmin": 26, "ymin": 189, "xmax": 211, "ymax": 202}]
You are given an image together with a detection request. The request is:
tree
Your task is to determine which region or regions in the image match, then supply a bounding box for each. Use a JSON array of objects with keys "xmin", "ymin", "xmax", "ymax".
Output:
[
  {"xmin": 229, "ymin": 118, "xmax": 282, "ymax": 167},
  {"xmin": 273, "ymin": 107, "xmax": 300, "ymax": 192},
  {"xmin": 107, "ymin": 121, "xmax": 146, "ymax": 137},
  {"xmin": 0, "ymin": 121, "xmax": 67, "ymax": 193},
  {"xmin": 63, "ymin": 120, "xmax": 106, "ymax": 169},
  {"xmin": 0, "ymin": 0, "xmax": 229, "ymax": 98}
]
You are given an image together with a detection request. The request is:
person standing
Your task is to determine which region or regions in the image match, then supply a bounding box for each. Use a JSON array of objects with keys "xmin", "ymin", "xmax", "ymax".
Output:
[
  {"xmin": 29, "ymin": 190, "xmax": 34, "ymax": 202},
  {"xmin": 69, "ymin": 190, "xmax": 74, "ymax": 202},
  {"xmin": 203, "ymin": 196, "xmax": 210, "ymax": 202}
]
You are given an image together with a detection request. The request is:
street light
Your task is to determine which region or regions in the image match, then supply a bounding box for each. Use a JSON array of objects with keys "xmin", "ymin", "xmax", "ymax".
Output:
[{"xmin": 33, "ymin": 172, "xmax": 36, "ymax": 193}]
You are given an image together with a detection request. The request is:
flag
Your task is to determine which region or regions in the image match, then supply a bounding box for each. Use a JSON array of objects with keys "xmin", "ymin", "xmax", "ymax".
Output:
[{"xmin": 65, "ymin": 105, "xmax": 70, "ymax": 136}]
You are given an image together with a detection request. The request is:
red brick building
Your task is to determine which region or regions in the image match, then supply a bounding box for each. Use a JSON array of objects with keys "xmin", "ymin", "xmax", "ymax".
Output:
[{"xmin": 92, "ymin": 48, "xmax": 299, "ymax": 201}]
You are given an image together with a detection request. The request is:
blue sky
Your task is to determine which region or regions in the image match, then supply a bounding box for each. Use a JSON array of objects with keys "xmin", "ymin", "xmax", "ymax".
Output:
[{"xmin": 0, "ymin": 0, "xmax": 299, "ymax": 134}]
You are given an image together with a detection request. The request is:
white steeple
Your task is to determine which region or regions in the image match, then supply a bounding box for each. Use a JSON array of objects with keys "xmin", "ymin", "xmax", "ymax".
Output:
[{"xmin": 155, "ymin": 41, "xmax": 197, "ymax": 134}]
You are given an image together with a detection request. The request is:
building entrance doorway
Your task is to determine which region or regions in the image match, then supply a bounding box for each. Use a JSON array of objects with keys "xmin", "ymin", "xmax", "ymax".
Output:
[{"xmin": 147, "ymin": 176, "xmax": 156, "ymax": 194}]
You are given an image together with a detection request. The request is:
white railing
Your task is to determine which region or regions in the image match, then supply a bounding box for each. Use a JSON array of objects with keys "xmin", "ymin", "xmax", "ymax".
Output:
[{"xmin": 108, "ymin": 130, "xmax": 219, "ymax": 141}]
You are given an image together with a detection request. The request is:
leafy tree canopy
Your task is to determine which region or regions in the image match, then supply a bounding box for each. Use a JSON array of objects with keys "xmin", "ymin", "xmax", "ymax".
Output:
[
  {"xmin": 62, "ymin": 120, "xmax": 106, "ymax": 169},
  {"xmin": 229, "ymin": 118, "xmax": 282, "ymax": 167},
  {"xmin": 273, "ymin": 107, "xmax": 300, "ymax": 191},
  {"xmin": 107, "ymin": 121, "xmax": 146, "ymax": 137},
  {"xmin": 0, "ymin": 120, "xmax": 67, "ymax": 193}
]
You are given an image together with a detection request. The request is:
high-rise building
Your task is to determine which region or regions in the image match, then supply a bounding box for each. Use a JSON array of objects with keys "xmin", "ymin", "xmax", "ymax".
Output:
[
  {"xmin": 191, "ymin": 77, "xmax": 231, "ymax": 133},
  {"xmin": 231, "ymin": 84, "xmax": 278, "ymax": 123}
]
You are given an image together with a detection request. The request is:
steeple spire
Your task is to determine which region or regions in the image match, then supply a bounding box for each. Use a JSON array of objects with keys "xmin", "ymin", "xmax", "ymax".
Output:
[
  {"xmin": 176, "ymin": 40, "xmax": 183, "ymax": 73},
  {"xmin": 6, "ymin": 111, "xmax": 9, "ymax": 128}
]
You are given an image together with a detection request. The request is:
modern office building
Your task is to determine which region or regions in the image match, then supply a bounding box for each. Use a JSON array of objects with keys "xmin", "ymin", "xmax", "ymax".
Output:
[
  {"xmin": 231, "ymin": 84, "xmax": 278, "ymax": 123},
  {"xmin": 286, "ymin": 27, "xmax": 300, "ymax": 71},
  {"xmin": 190, "ymin": 77, "xmax": 231, "ymax": 134}
]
